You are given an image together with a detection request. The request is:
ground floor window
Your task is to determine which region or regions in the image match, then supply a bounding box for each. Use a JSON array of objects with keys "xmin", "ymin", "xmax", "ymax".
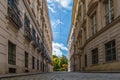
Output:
[
  {"xmin": 92, "ymin": 48, "xmax": 98, "ymax": 64},
  {"xmin": 8, "ymin": 41, "xmax": 16, "ymax": 65},
  {"xmin": 25, "ymin": 52, "xmax": 28, "ymax": 68},
  {"xmin": 37, "ymin": 60, "xmax": 39, "ymax": 70},
  {"xmin": 85, "ymin": 55, "xmax": 87, "ymax": 67},
  {"xmin": 32, "ymin": 56, "xmax": 35, "ymax": 69},
  {"xmin": 105, "ymin": 40, "xmax": 116, "ymax": 62}
]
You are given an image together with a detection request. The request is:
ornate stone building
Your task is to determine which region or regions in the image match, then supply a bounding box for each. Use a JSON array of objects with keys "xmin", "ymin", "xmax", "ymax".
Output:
[
  {"xmin": 68, "ymin": 0, "xmax": 120, "ymax": 72},
  {"xmin": 0, "ymin": 0, "xmax": 53, "ymax": 74}
]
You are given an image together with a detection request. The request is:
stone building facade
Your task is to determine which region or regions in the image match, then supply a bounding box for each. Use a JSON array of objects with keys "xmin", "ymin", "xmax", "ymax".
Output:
[
  {"xmin": 0, "ymin": 0, "xmax": 53, "ymax": 74},
  {"xmin": 68, "ymin": 0, "xmax": 120, "ymax": 72}
]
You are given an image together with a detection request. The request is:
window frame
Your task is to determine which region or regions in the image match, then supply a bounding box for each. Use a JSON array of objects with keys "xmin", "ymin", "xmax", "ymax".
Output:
[
  {"xmin": 25, "ymin": 52, "xmax": 28, "ymax": 68},
  {"xmin": 105, "ymin": 40, "xmax": 116, "ymax": 62},
  {"xmin": 37, "ymin": 60, "xmax": 39, "ymax": 70},
  {"xmin": 85, "ymin": 54, "xmax": 87, "ymax": 67},
  {"xmin": 32, "ymin": 56, "xmax": 35, "ymax": 69},
  {"xmin": 92, "ymin": 48, "xmax": 98, "ymax": 64},
  {"xmin": 91, "ymin": 12, "xmax": 97, "ymax": 35},
  {"xmin": 8, "ymin": 41, "xmax": 16, "ymax": 65},
  {"xmin": 104, "ymin": 0, "xmax": 114, "ymax": 25}
]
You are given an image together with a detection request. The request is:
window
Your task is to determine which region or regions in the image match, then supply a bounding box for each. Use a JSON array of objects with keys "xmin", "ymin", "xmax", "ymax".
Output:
[
  {"xmin": 37, "ymin": 36, "xmax": 40, "ymax": 44},
  {"xmin": 41, "ymin": 62, "xmax": 43, "ymax": 71},
  {"xmin": 32, "ymin": 28, "xmax": 36, "ymax": 39},
  {"xmin": 25, "ymin": 52, "xmax": 28, "ymax": 68},
  {"xmin": 9, "ymin": 68, "xmax": 16, "ymax": 73},
  {"xmin": 31, "ymin": 1, "xmax": 35, "ymax": 12},
  {"xmin": 104, "ymin": 0, "xmax": 114, "ymax": 24},
  {"xmin": 105, "ymin": 40, "xmax": 116, "ymax": 61},
  {"xmin": 85, "ymin": 55, "xmax": 87, "ymax": 67},
  {"xmin": 25, "ymin": 70, "xmax": 29, "ymax": 73},
  {"xmin": 32, "ymin": 56, "xmax": 35, "ymax": 69},
  {"xmin": 24, "ymin": 14, "xmax": 30, "ymax": 28},
  {"xmin": 24, "ymin": 14, "xmax": 31, "ymax": 39},
  {"xmin": 37, "ymin": 60, "xmax": 39, "ymax": 70},
  {"xmin": 92, "ymin": 48, "xmax": 98, "ymax": 64},
  {"xmin": 91, "ymin": 13, "xmax": 97, "ymax": 35},
  {"xmin": 8, "ymin": 41, "xmax": 16, "ymax": 65}
]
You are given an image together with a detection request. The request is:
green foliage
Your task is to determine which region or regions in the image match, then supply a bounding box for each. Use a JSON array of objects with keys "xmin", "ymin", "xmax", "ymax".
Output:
[{"xmin": 52, "ymin": 55, "xmax": 68, "ymax": 71}]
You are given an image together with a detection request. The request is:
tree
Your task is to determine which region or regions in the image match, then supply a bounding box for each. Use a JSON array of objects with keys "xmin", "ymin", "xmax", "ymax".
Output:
[
  {"xmin": 62, "ymin": 64, "xmax": 68, "ymax": 71},
  {"xmin": 52, "ymin": 55, "xmax": 68, "ymax": 71}
]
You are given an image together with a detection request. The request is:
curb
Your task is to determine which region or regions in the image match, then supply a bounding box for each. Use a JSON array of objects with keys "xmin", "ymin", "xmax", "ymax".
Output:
[{"xmin": 0, "ymin": 72, "xmax": 50, "ymax": 79}]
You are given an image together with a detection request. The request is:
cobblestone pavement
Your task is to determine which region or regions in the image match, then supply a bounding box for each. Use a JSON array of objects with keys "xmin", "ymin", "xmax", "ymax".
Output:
[{"xmin": 0, "ymin": 72, "xmax": 120, "ymax": 80}]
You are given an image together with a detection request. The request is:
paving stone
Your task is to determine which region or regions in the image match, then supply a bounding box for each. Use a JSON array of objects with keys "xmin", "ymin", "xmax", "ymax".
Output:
[{"xmin": 0, "ymin": 72, "xmax": 120, "ymax": 80}]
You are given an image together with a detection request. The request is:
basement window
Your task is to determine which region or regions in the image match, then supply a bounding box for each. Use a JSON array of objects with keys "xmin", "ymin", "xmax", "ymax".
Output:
[{"xmin": 9, "ymin": 68, "xmax": 16, "ymax": 73}]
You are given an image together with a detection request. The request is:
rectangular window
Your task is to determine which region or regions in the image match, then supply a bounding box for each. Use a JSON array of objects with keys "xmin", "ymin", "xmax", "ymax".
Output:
[
  {"xmin": 85, "ymin": 55, "xmax": 87, "ymax": 67},
  {"xmin": 105, "ymin": 40, "xmax": 116, "ymax": 62},
  {"xmin": 8, "ymin": 41, "xmax": 16, "ymax": 65},
  {"xmin": 104, "ymin": 0, "xmax": 114, "ymax": 24},
  {"xmin": 25, "ymin": 52, "xmax": 28, "ymax": 68},
  {"xmin": 9, "ymin": 68, "xmax": 16, "ymax": 73},
  {"xmin": 32, "ymin": 56, "xmax": 35, "ymax": 69},
  {"xmin": 24, "ymin": 14, "xmax": 30, "ymax": 28},
  {"xmin": 37, "ymin": 36, "xmax": 40, "ymax": 44},
  {"xmin": 32, "ymin": 28, "xmax": 36, "ymax": 40},
  {"xmin": 41, "ymin": 62, "xmax": 43, "ymax": 71},
  {"xmin": 37, "ymin": 60, "xmax": 39, "ymax": 70},
  {"xmin": 92, "ymin": 48, "xmax": 98, "ymax": 64},
  {"xmin": 91, "ymin": 13, "xmax": 97, "ymax": 35}
]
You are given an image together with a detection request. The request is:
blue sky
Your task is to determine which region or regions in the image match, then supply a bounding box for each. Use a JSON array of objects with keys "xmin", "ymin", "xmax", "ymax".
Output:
[{"xmin": 47, "ymin": 0, "xmax": 73, "ymax": 57}]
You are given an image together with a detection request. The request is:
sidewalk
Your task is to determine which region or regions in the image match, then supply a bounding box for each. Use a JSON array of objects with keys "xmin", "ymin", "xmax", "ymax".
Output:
[{"xmin": 0, "ymin": 72, "xmax": 48, "ymax": 79}]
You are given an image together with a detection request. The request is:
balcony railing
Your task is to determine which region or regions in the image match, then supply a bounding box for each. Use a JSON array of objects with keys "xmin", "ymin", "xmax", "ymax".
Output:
[
  {"xmin": 24, "ymin": 27, "xmax": 32, "ymax": 40},
  {"xmin": 39, "ymin": 43, "xmax": 45, "ymax": 53},
  {"xmin": 8, "ymin": 0, "xmax": 22, "ymax": 28},
  {"xmin": 31, "ymin": 34, "xmax": 38, "ymax": 47},
  {"xmin": 38, "ymin": 42, "xmax": 42, "ymax": 51}
]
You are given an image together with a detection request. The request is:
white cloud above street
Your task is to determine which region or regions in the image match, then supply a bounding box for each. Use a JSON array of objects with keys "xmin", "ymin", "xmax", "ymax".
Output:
[
  {"xmin": 55, "ymin": 0, "xmax": 72, "ymax": 9},
  {"xmin": 51, "ymin": 19, "xmax": 63, "ymax": 28},
  {"xmin": 48, "ymin": 3, "xmax": 56, "ymax": 13},
  {"xmin": 47, "ymin": 0, "xmax": 72, "ymax": 13},
  {"xmin": 52, "ymin": 42, "xmax": 68, "ymax": 56}
]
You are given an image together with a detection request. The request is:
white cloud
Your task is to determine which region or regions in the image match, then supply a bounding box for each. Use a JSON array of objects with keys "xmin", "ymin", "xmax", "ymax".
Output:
[
  {"xmin": 47, "ymin": 0, "xmax": 72, "ymax": 10},
  {"xmin": 52, "ymin": 19, "xmax": 63, "ymax": 28},
  {"xmin": 48, "ymin": 2, "xmax": 56, "ymax": 13},
  {"xmin": 48, "ymin": 5, "xmax": 56, "ymax": 13},
  {"xmin": 52, "ymin": 42, "xmax": 68, "ymax": 57},
  {"xmin": 55, "ymin": 0, "xmax": 72, "ymax": 9}
]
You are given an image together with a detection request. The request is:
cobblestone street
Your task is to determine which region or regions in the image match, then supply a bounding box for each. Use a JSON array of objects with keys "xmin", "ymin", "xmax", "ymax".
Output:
[{"xmin": 0, "ymin": 72, "xmax": 120, "ymax": 80}]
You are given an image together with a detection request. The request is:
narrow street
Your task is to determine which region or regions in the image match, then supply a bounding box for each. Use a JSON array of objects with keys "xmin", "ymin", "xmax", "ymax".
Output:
[{"xmin": 0, "ymin": 72, "xmax": 120, "ymax": 80}]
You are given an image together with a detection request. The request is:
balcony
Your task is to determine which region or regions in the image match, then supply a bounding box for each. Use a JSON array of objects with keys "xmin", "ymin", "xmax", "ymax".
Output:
[
  {"xmin": 7, "ymin": 0, "xmax": 22, "ymax": 28},
  {"xmin": 31, "ymin": 35, "xmax": 38, "ymax": 47},
  {"xmin": 38, "ymin": 43, "xmax": 44, "ymax": 53},
  {"xmin": 24, "ymin": 27, "xmax": 32, "ymax": 40},
  {"xmin": 24, "ymin": 16, "xmax": 32, "ymax": 40}
]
